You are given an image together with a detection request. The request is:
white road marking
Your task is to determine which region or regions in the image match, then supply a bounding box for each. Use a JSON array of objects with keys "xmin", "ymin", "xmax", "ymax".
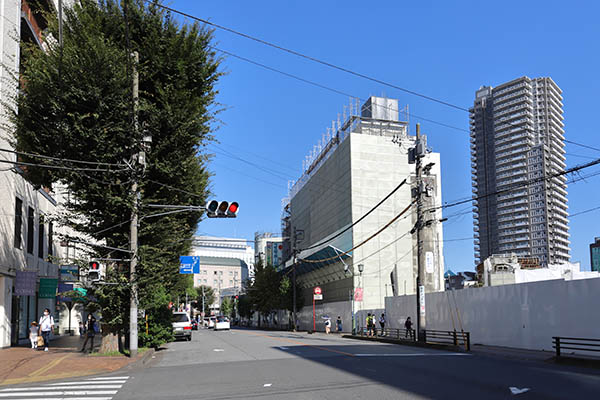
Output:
[
  {"xmin": 0, "ymin": 391, "xmax": 118, "ymax": 397},
  {"xmin": 89, "ymin": 376, "xmax": 129, "ymax": 380},
  {"xmin": 354, "ymin": 353, "xmax": 470, "ymax": 357},
  {"xmin": 48, "ymin": 381, "xmax": 126, "ymax": 386},
  {"xmin": 1, "ymin": 385, "xmax": 122, "ymax": 391},
  {"xmin": 263, "ymin": 383, "xmax": 272, "ymax": 387},
  {"xmin": 213, "ymin": 349, "xmax": 224, "ymax": 352},
  {"xmin": 279, "ymin": 346, "xmax": 289, "ymax": 350},
  {"xmin": 509, "ymin": 387, "xmax": 531, "ymax": 395}
]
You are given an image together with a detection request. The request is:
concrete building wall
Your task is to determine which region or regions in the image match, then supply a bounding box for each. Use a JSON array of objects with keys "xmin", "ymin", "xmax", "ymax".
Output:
[{"xmin": 385, "ymin": 278, "xmax": 600, "ymax": 351}]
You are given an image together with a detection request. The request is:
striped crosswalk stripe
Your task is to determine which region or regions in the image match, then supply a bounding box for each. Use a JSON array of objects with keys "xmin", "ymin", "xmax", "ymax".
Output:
[{"xmin": 0, "ymin": 376, "xmax": 129, "ymax": 400}]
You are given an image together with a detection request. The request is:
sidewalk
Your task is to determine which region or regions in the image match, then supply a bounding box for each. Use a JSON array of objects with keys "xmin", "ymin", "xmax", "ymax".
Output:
[
  {"xmin": 0, "ymin": 334, "xmax": 144, "ymax": 386},
  {"xmin": 471, "ymin": 344, "xmax": 555, "ymax": 363}
]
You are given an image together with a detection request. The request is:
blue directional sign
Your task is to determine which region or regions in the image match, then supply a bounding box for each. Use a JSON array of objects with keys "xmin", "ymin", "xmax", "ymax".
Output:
[{"xmin": 179, "ymin": 256, "xmax": 200, "ymax": 274}]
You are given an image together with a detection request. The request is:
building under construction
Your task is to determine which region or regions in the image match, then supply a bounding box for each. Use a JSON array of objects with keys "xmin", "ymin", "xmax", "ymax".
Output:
[{"xmin": 281, "ymin": 97, "xmax": 445, "ymax": 330}]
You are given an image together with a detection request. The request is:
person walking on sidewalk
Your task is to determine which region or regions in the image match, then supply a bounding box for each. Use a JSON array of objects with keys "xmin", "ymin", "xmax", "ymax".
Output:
[
  {"xmin": 405, "ymin": 317, "xmax": 414, "ymax": 339},
  {"xmin": 29, "ymin": 321, "xmax": 39, "ymax": 349},
  {"xmin": 379, "ymin": 313, "xmax": 386, "ymax": 336},
  {"xmin": 80, "ymin": 314, "xmax": 97, "ymax": 353},
  {"xmin": 325, "ymin": 317, "xmax": 331, "ymax": 334},
  {"xmin": 336, "ymin": 316, "xmax": 342, "ymax": 333},
  {"xmin": 39, "ymin": 308, "xmax": 54, "ymax": 352}
]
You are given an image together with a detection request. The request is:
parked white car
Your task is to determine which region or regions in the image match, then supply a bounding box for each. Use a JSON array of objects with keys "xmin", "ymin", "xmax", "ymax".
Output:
[
  {"xmin": 172, "ymin": 312, "xmax": 192, "ymax": 341},
  {"xmin": 214, "ymin": 316, "xmax": 230, "ymax": 331}
]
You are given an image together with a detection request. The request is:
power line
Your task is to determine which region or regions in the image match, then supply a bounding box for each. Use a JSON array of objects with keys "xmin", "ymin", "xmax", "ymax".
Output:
[
  {"xmin": 570, "ymin": 205, "xmax": 600, "ymax": 218},
  {"xmin": 299, "ymin": 178, "xmax": 409, "ymax": 252},
  {"xmin": 565, "ymin": 140, "xmax": 600, "ymax": 153},
  {"xmin": 146, "ymin": 1, "xmax": 468, "ymax": 112},
  {"xmin": 436, "ymin": 157, "xmax": 600, "ymax": 211},
  {"xmin": 0, "ymin": 148, "xmax": 127, "ymax": 167},
  {"xmin": 146, "ymin": 179, "xmax": 205, "ymax": 199},
  {"xmin": 0, "ymin": 158, "xmax": 128, "ymax": 173}
]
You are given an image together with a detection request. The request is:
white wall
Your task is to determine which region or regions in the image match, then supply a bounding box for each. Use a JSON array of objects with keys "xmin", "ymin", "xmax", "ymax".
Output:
[{"xmin": 385, "ymin": 278, "xmax": 600, "ymax": 352}]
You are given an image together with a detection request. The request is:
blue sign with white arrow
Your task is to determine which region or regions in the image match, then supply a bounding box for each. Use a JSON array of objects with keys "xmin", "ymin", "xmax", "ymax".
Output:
[{"xmin": 179, "ymin": 256, "xmax": 200, "ymax": 274}]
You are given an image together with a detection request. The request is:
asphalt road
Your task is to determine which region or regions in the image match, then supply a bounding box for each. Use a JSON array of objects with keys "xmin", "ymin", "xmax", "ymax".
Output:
[{"xmin": 113, "ymin": 328, "xmax": 600, "ymax": 400}]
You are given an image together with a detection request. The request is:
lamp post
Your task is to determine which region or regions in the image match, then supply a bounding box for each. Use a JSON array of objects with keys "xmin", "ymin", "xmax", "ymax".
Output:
[{"xmin": 354, "ymin": 264, "xmax": 364, "ymax": 334}]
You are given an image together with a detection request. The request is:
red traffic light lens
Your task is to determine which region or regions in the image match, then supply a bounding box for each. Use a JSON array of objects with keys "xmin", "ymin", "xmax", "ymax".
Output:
[
  {"xmin": 89, "ymin": 261, "xmax": 99, "ymax": 270},
  {"xmin": 228, "ymin": 202, "xmax": 239, "ymax": 214}
]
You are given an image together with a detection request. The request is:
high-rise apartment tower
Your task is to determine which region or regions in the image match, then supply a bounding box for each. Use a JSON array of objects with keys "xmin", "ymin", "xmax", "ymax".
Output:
[{"xmin": 470, "ymin": 77, "xmax": 570, "ymax": 266}]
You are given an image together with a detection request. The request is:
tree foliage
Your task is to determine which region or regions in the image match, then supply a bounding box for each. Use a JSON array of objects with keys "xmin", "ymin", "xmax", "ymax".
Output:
[
  {"xmin": 220, "ymin": 297, "xmax": 233, "ymax": 317},
  {"xmin": 9, "ymin": 0, "xmax": 221, "ymax": 349}
]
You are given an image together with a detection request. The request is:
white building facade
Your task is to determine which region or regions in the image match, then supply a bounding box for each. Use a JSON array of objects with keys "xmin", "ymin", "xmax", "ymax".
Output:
[
  {"xmin": 282, "ymin": 97, "xmax": 444, "ymax": 330},
  {"xmin": 254, "ymin": 232, "xmax": 283, "ymax": 269},
  {"xmin": 191, "ymin": 236, "xmax": 254, "ymax": 278}
]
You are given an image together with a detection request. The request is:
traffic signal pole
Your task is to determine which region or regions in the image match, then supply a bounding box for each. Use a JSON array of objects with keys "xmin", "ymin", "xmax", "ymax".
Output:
[{"xmin": 129, "ymin": 51, "xmax": 140, "ymax": 358}]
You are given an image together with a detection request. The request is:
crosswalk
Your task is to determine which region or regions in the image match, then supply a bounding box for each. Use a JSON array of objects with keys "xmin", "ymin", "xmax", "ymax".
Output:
[{"xmin": 0, "ymin": 376, "xmax": 129, "ymax": 400}]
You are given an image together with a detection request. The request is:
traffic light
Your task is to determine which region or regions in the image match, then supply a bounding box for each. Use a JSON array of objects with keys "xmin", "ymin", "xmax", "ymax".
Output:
[
  {"xmin": 205, "ymin": 200, "xmax": 239, "ymax": 218},
  {"xmin": 88, "ymin": 261, "xmax": 100, "ymax": 282}
]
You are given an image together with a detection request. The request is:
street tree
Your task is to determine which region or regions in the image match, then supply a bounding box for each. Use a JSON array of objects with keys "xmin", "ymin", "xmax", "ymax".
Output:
[{"xmin": 7, "ymin": 0, "xmax": 221, "ymax": 351}]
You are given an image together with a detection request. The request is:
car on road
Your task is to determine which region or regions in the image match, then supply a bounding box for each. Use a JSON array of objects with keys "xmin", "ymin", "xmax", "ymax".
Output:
[
  {"xmin": 214, "ymin": 316, "xmax": 230, "ymax": 331},
  {"xmin": 207, "ymin": 316, "xmax": 216, "ymax": 329},
  {"xmin": 172, "ymin": 312, "xmax": 192, "ymax": 341}
]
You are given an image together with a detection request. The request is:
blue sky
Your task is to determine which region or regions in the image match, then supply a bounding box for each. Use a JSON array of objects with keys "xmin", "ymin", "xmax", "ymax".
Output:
[{"xmin": 170, "ymin": 0, "xmax": 600, "ymax": 271}]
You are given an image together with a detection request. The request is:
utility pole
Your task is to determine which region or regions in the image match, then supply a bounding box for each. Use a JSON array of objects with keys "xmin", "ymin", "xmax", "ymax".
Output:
[
  {"xmin": 129, "ymin": 51, "xmax": 140, "ymax": 358},
  {"xmin": 292, "ymin": 227, "xmax": 297, "ymax": 331},
  {"xmin": 414, "ymin": 123, "xmax": 426, "ymax": 342},
  {"xmin": 202, "ymin": 285, "xmax": 205, "ymax": 317}
]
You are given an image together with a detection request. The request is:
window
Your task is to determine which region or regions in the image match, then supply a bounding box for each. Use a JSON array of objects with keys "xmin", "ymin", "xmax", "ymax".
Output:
[
  {"xmin": 48, "ymin": 222, "xmax": 53, "ymax": 256},
  {"xmin": 203, "ymin": 279, "xmax": 207, "ymax": 283},
  {"xmin": 213, "ymin": 279, "xmax": 217, "ymax": 284},
  {"xmin": 219, "ymin": 271, "xmax": 223, "ymax": 275},
  {"xmin": 27, "ymin": 207, "xmax": 34, "ymax": 254},
  {"xmin": 234, "ymin": 271, "xmax": 238, "ymax": 276},
  {"xmin": 229, "ymin": 280, "xmax": 233, "ymax": 285},
  {"xmin": 14, "ymin": 198, "xmax": 22, "ymax": 248},
  {"xmin": 38, "ymin": 216, "xmax": 44, "ymax": 259},
  {"xmin": 203, "ymin": 270, "xmax": 207, "ymax": 275},
  {"xmin": 229, "ymin": 271, "xmax": 233, "ymax": 275}
]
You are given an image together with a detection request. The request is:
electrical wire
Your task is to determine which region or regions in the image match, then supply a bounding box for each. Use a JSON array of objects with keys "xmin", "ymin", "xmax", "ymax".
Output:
[
  {"xmin": 0, "ymin": 148, "xmax": 127, "ymax": 167},
  {"xmin": 145, "ymin": 1, "xmax": 467, "ymax": 112},
  {"xmin": 299, "ymin": 178, "xmax": 408, "ymax": 252},
  {"xmin": 0, "ymin": 158, "xmax": 129, "ymax": 173},
  {"xmin": 299, "ymin": 201, "xmax": 415, "ymax": 263}
]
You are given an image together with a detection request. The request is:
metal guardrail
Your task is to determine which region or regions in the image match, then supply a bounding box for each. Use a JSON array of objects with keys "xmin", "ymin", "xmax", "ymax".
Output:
[
  {"xmin": 423, "ymin": 329, "xmax": 470, "ymax": 351},
  {"xmin": 552, "ymin": 337, "xmax": 600, "ymax": 359},
  {"xmin": 356, "ymin": 326, "xmax": 470, "ymax": 351}
]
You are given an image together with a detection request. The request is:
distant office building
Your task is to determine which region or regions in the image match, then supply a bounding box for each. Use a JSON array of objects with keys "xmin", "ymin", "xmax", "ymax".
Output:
[
  {"xmin": 192, "ymin": 256, "xmax": 248, "ymax": 307},
  {"xmin": 190, "ymin": 236, "xmax": 254, "ymax": 278},
  {"xmin": 591, "ymin": 238, "xmax": 600, "ymax": 272},
  {"xmin": 255, "ymin": 232, "xmax": 284, "ymax": 269},
  {"xmin": 470, "ymin": 77, "xmax": 570, "ymax": 267},
  {"xmin": 281, "ymin": 97, "xmax": 444, "ymax": 329}
]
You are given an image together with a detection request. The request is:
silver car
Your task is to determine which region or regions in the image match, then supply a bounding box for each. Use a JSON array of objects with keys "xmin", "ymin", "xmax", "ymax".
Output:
[{"xmin": 172, "ymin": 312, "xmax": 192, "ymax": 341}]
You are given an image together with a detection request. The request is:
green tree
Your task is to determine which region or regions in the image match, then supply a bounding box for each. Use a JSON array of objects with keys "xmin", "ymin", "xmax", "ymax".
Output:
[
  {"xmin": 220, "ymin": 297, "xmax": 233, "ymax": 317},
  {"xmin": 192, "ymin": 285, "xmax": 215, "ymax": 315},
  {"xmin": 9, "ymin": 0, "xmax": 221, "ymax": 351},
  {"xmin": 248, "ymin": 260, "xmax": 282, "ymax": 324},
  {"xmin": 237, "ymin": 294, "xmax": 253, "ymax": 321}
]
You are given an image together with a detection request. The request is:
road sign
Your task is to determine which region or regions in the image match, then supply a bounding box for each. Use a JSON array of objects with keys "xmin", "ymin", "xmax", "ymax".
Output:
[
  {"xmin": 353, "ymin": 287, "xmax": 363, "ymax": 301},
  {"xmin": 419, "ymin": 285, "xmax": 426, "ymax": 316},
  {"xmin": 313, "ymin": 294, "xmax": 323, "ymax": 300},
  {"xmin": 314, "ymin": 286, "xmax": 322, "ymax": 295},
  {"xmin": 179, "ymin": 256, "xmax": 200, "ymax": 274}
]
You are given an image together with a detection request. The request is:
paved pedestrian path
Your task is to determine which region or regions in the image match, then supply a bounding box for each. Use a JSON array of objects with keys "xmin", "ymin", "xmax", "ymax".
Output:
[
  {"xmin": 0, "ymin": 336, "xmax": 136, "ymax": 386},
  {"xmin": 0, "ymin": 375, "xmax": 130, "ymax": 400}
]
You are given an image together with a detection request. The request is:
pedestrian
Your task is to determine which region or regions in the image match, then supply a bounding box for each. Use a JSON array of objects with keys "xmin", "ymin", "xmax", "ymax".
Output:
[
  {"xmin": 366, "ymin": 313, "xmax": 373, "ymax": 337},
  {"xmin": 79, "ymin": 320, "xmax": 84, "ymax": 337},
  {"xmin": 379, "ymin": 313, "xmax": 386, "ymax": 336},
  {"xmin": 29, "ymin": 321, "xmax": 38, "ymax": 349},
  {"xmin": 38, "ymin": 308, "xmax": 54, "ymax": 351},
  {"xmin": 80, "ymin": 314, "xmax": 97, "ymax": 353},
  {"xmin": 325, "ymin": 318, "xmax": 331, "ymax": 334},
  {"xmin": 405, "ymin": 317, "xmax": 414, "ymax": 339},
  {"xmin": 336, "ymin": 316, "xmax": 342, "ymax": 333}
]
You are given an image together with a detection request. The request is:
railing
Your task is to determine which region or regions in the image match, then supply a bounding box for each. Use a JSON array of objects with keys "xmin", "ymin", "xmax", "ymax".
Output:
[
  {"xmin": 424, "ymin": 330, "xmax": 470, "ymax": 351},
  {"xmin": 552, "ymin": 337, "xmax": 600, "ymax": 359},
  {"xmin": 356, "ymin": 327, "xmax": 470, "ymax": 351}
]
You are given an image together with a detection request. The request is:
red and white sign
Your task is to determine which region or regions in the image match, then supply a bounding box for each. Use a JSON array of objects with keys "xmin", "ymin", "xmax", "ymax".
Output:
[
  {"xmin": 314, "ymin": 286, "xmax": 322, "ymax": 295},
  {"xmin": 353, "ymin": 288, "xmax": 363, "ymax": 302},
  {"xmin": 313, "ymin": 294, "xmax": 323, "ymax": 300}
]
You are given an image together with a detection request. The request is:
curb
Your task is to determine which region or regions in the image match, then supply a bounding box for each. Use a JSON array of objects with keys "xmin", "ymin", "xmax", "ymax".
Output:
[{"xmin": 128, "ymin": 348, "xmax": 155, "ymax": 370}]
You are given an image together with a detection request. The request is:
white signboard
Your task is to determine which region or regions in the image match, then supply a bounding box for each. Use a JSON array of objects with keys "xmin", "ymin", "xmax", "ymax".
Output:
[
  {"xmin": 419, "ymin": 285, "xmax": 426, "ymax": 316},
  {"xmin": 425, "ymin": 252, "xmax": 434, "ymax": 273},
  {"xmin": 313, "ymin": 294, "xmax": 323, "ymax": 300}
]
